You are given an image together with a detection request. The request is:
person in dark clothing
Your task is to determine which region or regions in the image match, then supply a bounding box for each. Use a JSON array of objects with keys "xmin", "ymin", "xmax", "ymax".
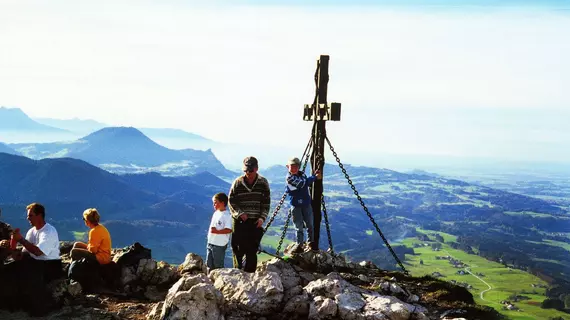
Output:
[
  {"xmin": 229, "ymin": 156, "xmax": 271, "ymax": 273},
  {"xmin": 0, "ymin": 208, "xmax": 13, "ymax": 262}
]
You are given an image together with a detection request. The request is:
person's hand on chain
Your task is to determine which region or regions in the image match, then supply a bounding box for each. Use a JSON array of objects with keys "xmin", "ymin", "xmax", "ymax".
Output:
[{"xmin": 315, "ymin": 170, "xmax": 322, "ymax": 180}]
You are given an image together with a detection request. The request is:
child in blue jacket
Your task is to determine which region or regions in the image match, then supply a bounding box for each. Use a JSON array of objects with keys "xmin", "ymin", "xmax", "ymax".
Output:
[{"xmin": 285, "ymin": 157, "xmax": 322, "ymax": 253}]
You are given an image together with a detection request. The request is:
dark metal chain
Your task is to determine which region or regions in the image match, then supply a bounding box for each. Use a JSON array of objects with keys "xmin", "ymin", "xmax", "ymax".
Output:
[
  {"xmin": 261, "ymin": 135, "xmax": 314, "ymax": 257},
  {"xmin": 276, "ymin": 209, "xmax": 293, "ymax": 256},
  {"xmin": 302, "ymin": 137, "xmax": 313, "ymax": 172},
  {"xmin": 263, "ymin": 191, "xmax": 287, "ymax": 234},
  {"xmin": 263, "ymin": 135, "xmax": 313, "ymax": 234},
  {"xmin": 325, "ymin": 136, "xmax": 409, "ymax": 275},
  {"xmin": 321, "ymin": 195, "xmax": 334, "ymax": 255}
]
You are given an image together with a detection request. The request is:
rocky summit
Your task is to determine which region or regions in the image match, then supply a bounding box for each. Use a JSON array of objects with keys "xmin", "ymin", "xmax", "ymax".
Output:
[{"xmin": 0, "ymin": 242, "xmax": 503, "ymax": 320}]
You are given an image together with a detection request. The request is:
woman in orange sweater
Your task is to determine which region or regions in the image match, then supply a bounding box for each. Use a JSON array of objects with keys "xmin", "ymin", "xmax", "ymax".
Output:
[{"xmin": 71, "ymin": 208, "xmax": 112, "ymax": 265}]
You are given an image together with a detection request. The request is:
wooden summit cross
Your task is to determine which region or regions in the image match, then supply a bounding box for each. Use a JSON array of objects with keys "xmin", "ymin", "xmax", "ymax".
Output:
[{"xmin": 303, "ymin": 55, "xmax": 341, "ymax": 251}]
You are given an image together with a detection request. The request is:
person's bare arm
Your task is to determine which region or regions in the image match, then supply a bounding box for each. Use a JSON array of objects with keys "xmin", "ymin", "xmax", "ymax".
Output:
[
  {"xmin": 210, "ymin": 227, "xmax": 233, "ymax": 234},
  {"xmin": 18, "ymin": 237, "xmax": 44, "ymax": 256}
]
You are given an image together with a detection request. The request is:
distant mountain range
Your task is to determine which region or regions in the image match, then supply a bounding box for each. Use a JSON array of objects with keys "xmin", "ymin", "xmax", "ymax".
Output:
[
  {"xmin": 9, "ymin": 126, "xmax": 235, "ymax": 178},
  {"xmin": 0, "ymin": 107, "xmax": 238, "ymax": 177},
  {"xmin": 0, "ymin": 107, "xmax": 68, "ymax": 133},
  {"xmin": 34, "ymin": 116, "xmax": 215, "ymax": 148},
  {"xmin": 0, "ymin": 107, "xmax": 217, "ymax": 151},
  {"xmin": 1, "ymin": 148, "xmax": 569, "ymax": 284},
  {"xmin": 120, "ymin": 171, "xmax": 229, "ymax": 206},
  {"xmin": 0, "ymin": 143, "xmax": 18, "ymax": 155},
  {"xmin": 0, "ymin": 107, "xmax": 306, "ymax": 169},
  {"xmin": 33, "ymin": 117, "xmax": 107, "ymax": 134},
  {"xmin": 2, "ymin": 108, "xmax": 569, "ymax": 284},
  {"xmin": 0, "ymin": 152, "xmax": 227, "ymax": 261},
  {"xmin": 0, "ymin": 152, "xmax": 158, "ymax": 213}
]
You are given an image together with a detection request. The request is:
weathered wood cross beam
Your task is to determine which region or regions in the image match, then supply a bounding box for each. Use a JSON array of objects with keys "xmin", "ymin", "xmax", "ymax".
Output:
[{"xmin": 303, "ymin": 55, "xmax": 341, "ymax": 250}]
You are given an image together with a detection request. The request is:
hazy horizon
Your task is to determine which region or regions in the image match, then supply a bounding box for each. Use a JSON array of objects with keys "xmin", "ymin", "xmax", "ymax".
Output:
[{"xmin": 1, "ymin": 1, "xmax": 569, "ymax": 165}]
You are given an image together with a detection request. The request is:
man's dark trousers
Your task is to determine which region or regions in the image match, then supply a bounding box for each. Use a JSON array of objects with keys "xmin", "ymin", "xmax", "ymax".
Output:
[
  {"xmin": 0, "ymin": 256, "xmax": 63, "ymax": 314},
  {"xmin": 232, "ymin": 218, "xmax": 262, "ymax": 273}
]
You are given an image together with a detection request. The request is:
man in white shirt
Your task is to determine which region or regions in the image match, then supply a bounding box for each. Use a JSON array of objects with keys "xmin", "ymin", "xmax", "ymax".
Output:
[
  {"xmin": 1, "ymin": 203, "xmax": 61, "ymax": 261},
  {"xmin": 0, "ymin": 203, "xmax": 62, "ymax": 316}
]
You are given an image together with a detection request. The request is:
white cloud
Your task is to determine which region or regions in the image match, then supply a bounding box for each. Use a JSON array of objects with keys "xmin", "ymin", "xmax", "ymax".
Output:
[{"xmin": 0, "ymin": 1, "xmax": 569, "ymax": 163}]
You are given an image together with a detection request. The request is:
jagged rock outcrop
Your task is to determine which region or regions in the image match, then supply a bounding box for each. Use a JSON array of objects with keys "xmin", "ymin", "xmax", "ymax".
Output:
[
  {"xmin": 210, "ymin": 268, "xmax": 284, "ymax": 315},
  {"xmin": 156, "ymin": 273, "xmax": 224, "ymax": 320},
  {"xmin": 178, "ymin": 252, "xmax": 208, "ymax": 275},
  {"xmin": 1, "ymin": 242, "xmax": 181, "ymax": 319},
  {"xmin": 120, "ymin": 258, "xmax": 179, "ymax": 301},
  {"xmin": 142, "ymin": 246, "xmax": 503, "ymax": 320},
  {"xmin": 0, "ymin": 242, "xmax": 504, "ymax": 320}
]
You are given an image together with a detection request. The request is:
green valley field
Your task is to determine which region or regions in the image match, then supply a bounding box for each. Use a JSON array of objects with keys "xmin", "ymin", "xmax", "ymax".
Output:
[{"xmin": 402, "ymin": 229, "xmax": 569, "ymax": 320}]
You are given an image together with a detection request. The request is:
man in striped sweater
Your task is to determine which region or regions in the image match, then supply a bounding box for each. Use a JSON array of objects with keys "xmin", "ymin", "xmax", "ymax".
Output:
[{"xmin": 228, "ymin": 156, "xmax": 271, "ymax": 273}]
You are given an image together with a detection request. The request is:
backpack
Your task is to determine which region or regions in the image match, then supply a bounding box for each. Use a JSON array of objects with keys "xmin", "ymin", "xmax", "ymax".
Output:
[{"xmin": 116, "ymin": 242, "xmax": 152, "ymax": 268}]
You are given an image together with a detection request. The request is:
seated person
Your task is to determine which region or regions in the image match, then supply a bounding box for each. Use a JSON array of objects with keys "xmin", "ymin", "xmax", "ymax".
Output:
[
  {"xmin": 0, "ymin": 213, "xmax": 13, "ymax": 262},
  {"xmin": 0, "ymin": 203, "xmax": 62, "ymax": 315},
  {"xmin": 71, "ymin": 208, "xmax": 112, "ymax": 265}
]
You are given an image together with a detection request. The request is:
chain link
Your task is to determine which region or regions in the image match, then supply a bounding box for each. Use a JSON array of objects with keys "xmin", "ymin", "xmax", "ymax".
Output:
[
  {"xmin": 263, "ymin": 191, "xmax": 287, "ymax": 234},
  {"xmin": 321, "ymin": 195, "xmax": 334, "ymax": 255},
  {"xmin": 263, "ymin": 135, "xmax": 313, "ymax": 234},
  {"xmin": 302, "ymin": 138, "xmax": 313, "ymax": 173},
  {"xmin": 325, "ymin": 136, "xmax": 409, "ymax": 275},
  {"xmin": 276, "ymin": 209, "xmax": 293, "ymax": 256},
  {"xmin": 261, "ymin": 135, "xmax": 314, "ymax": 257}
]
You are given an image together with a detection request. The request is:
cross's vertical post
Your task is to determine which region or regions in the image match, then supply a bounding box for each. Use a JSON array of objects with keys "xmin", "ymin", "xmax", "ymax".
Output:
[{"xmin": 310, "ymin": 55, "xmax": 329, "ymax": 251}]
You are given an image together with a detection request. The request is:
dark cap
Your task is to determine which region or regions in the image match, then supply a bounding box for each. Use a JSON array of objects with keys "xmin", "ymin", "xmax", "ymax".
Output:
[{"xmin": 242, "ymin": 156, "xmax": 258, "ymax": 172}]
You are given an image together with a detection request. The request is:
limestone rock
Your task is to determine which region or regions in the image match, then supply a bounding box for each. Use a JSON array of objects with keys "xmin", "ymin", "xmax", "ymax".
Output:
[
  {"xmin": 304, "ymin": 272, "xmax": 362, "ymax": 299},
  {"xmin": 335, "ymin": 291, "xmax": 367, "ymax": 320},
  {"xmin": 119, "ymin": 257, "xmax": 179, "ymax": 296},
  {"xmin": 308, "ymin": 296, "xmax": 338, "ymax": 320},
  {"xmin": 287, "ymin": 246, "xmax": 350, "ymax": 273},
  {"xmin": 165, "ymin": 274, "xmax": 211, "ymax": 302},
  {"xmin": 259, "ymin": 258, "xmax": 301, "ymax": 291},
  {"xmin": 145, "ymin": 285, "xmax": 167, "ymax": 302},
  {"xmin": 120, "ymin": 265, "xmax": 138, "ymax": 286},
  {"xmin": 299, "ymin": 271, "xmax": 320, "ymax": 286},
  {"xmin": 357, "ymin": 274, "xmax": 371, "ymax": 283},
  {"xmin": 389, "ymin": 283, "xmax": 405, "ymax": 295},
  {"xmin": 210, "ymin": 268, "xmax": 283, "ymax": 315},
  {"xmin": 137, "ymin": 259, "xmax": 158, "ymax": 283},
  {"xmin": 116, "ymin": 304, "xmax": 148, "ymax": 319},
  {"xmin": 364, "ymin": 294, "xmax": 427, "ymax": 320},
  {"xmin": 159, "ymin": 274, "xmax": 224, "ymax": 320},
  {"xmin": 282, "ymin": 292, "xmax": 310, "ymax": 316},
  {"xmin": 283, "ymin": 284, "xmax": 303, "ymax": 303},
  {"xmin": 150, "ymin": 261, "xmax": 179, "ymax": 286},
  {"xmin": 178, "ymin": 253, "xmax": 207, "ymax": 275},
  {"xmin": 147, "ymin": 302, "xmax": 164, "ymax": 320}
]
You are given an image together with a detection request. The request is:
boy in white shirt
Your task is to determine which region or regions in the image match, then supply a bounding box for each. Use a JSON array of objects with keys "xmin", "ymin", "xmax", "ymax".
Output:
[{"xmin": 206, "ymin": 193, "xmax": 232, "ymax": 272}]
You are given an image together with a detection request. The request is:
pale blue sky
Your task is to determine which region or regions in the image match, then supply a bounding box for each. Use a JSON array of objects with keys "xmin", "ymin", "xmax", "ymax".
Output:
[{"xmin": 1, "ymin": 0, "xmax": 569, "ymax": 165}]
